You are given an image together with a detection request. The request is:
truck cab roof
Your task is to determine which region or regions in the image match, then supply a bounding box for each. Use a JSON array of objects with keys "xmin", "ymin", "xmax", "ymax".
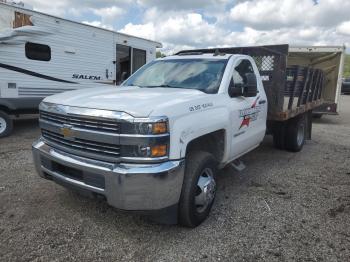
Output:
[{"xmin": 161, "ymin": 53, "xmax": 234, "ymax": 60}]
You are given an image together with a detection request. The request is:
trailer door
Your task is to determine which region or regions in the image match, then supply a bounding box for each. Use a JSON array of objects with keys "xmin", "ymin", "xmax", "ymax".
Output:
[
  {"xmin": 116, "ymin": 44, "xmax": 131, "ymax": 84},
  {"xmin": 132, "ymin": 48, "xmax": 146, "ymax": 73}
]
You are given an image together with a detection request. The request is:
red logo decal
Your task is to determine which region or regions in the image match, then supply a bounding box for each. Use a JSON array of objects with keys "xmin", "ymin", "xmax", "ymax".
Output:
[{"xmin": 239, "ymin": 97, "xmax": 260, "ymax": 130}]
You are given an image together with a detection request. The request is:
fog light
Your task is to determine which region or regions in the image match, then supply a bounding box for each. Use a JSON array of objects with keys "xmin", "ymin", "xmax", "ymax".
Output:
[
  {"xmin": 151, "ymin": 145, "xmax": 167, "ymax": 157},
  {"xmin": 139, "ymin": 146, "xmax": 151, "ymax": 157}
]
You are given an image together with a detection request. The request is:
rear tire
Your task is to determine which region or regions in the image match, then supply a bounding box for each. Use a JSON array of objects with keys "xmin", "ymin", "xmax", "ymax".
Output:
[
  {"xmin": 285, "ymin": 114, "xmax": 306, "ymax": 152},
  {"xmin": 178, "ymin": 151, "xmax": 217, "ymax": 228},
  {"xmin": 0, "ymin": 111, "xmax": 13, "ymax": 138}
]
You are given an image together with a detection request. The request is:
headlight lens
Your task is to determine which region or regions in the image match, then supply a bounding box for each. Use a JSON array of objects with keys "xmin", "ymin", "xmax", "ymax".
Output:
[
  {"xmin": 121, "ymin": 144, "xmax": 168, "ymax": 158},
  {"xmin": 137, "ymin": 123, "xmax": 153, "ymax": 134},
  {"xmin": 121, "ymin": 119, "xmax": 169, "ymax": 135},
  {"xmin": 136, "ymin": 121, "xmax": 168, "ymax": 135}
]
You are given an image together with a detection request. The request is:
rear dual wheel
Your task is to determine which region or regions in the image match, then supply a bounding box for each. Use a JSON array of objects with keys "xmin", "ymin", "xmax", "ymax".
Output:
[
  {"xmin": 285, "ymin": 114, "xmax": 306, "ymax": 152},
  {"xmin": 273, "ymin": 114, "xmax": 306, "ymax": 152}
]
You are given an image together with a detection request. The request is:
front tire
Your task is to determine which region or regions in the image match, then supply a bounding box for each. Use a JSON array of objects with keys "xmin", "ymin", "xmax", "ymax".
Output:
[
  {"xmin": 0, "ymin": 111, "xmax": 13, "ymax": 138},
  {"xmin": 178, "ymin": 151, "xmax": 217, "ymax": 228}
]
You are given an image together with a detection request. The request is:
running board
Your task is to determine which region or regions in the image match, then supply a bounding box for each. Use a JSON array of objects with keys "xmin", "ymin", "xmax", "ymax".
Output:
[{"xmin": 230, "ymin": 159, "xmax": 246, "ymax": 172}]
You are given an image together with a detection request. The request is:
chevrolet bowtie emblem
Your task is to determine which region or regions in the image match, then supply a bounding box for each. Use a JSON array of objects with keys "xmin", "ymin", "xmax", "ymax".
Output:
[{"xmin": 61, "ymin": 125, "xmax": 74, "ymax": 139}]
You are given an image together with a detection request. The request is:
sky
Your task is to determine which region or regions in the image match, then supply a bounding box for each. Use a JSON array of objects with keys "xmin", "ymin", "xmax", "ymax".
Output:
[{"xmin": 21, "ymin": 0, "xmax": 350, "ymax": 54}]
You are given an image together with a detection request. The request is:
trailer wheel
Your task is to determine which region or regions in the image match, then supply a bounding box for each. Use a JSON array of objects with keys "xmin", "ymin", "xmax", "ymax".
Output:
[
  {"xmin": 273, "ymin": 121, "xmax": 286, "ymax": 150},
  {"xmin": 285, "ymin": 114, "xmax": 306, "ymax": 152},
  {"xmin": 0, "ymin": 111, "xmax": 13, "ymax": 138},
  {"xmin": 178, "ymin": 151, "xmax": 217, "ymax": 228}
]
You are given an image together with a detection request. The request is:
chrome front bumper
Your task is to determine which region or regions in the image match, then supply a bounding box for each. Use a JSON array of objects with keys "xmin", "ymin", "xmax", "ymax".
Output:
[{"xmin": 32, "ymin": 139, "xmax": 185, "ymax": 211}]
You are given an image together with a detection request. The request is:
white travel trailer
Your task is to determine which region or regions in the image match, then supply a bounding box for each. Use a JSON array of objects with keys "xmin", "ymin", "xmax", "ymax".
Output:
[{"xmin": 0, "ymin": 1, "xmax": 161, "ymax": 137}]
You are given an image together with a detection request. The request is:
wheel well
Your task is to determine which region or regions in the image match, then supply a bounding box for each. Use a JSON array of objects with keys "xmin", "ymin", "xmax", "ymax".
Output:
[
  {"xmin": 186, "ymin": 129, "xmax": 226, "ymax": 163},
  {"xmin": 0, "ymin": 105, "xmax": 10, "ymax": 114}
]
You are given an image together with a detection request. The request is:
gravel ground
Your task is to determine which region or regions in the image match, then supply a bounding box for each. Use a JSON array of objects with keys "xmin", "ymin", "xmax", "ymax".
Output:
[{"xmin": 1, "ymin": 96, "xmax": 350, "ymax": 262}]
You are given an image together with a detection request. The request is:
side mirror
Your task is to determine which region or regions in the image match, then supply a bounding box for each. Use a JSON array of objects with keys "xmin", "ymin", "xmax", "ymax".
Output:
[
  {"xmin": 243, "ymin": 73, "xmax": 258, "ymax": 97},
  {"xmin": 228, "ymin": 80, "xmax": 243, "ymax": 98}
]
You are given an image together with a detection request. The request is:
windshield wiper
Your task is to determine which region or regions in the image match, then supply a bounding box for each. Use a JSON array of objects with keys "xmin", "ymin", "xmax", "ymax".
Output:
[
  {"xmin": 142, "ymin": 84, "xmax": 207, "ymax": 93},
  {"xmin": 144, "ymin": 84, "xmax": 184, "ymax": 88}
]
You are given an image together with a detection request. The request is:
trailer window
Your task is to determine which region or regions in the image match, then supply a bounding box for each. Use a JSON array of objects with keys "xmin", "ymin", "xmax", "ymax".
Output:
[
  {"xmin": 132, "ymin": 48, "xmax": 146, "ymax": 73},
  {"xmin": 25, "ymin": 42, "xmax": 51, "ymax": 61},
  {"xmin": 14, "ymin": 12, "xmax": 33, "ymax": 28}
]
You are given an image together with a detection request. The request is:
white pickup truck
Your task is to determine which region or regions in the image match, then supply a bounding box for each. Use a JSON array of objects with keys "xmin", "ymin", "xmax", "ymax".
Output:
[{"xmin": 32, "ymin": 45, "xmax": 344, "ymax": 227}]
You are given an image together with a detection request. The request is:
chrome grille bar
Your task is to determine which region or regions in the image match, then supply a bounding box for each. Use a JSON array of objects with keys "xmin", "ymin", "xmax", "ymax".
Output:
[
  {"xmin": 42, "ymin": 129, "xmax": 121, "ymax": 158},
  {"xmin": 40, "ymin": 111, "xmax": 120, "ymax": 133}
]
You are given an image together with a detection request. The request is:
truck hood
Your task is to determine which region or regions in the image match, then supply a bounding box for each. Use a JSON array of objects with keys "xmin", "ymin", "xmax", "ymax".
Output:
[{"xmin": 44, "ymin": 86, "xmax": 207, "ymax": 117}]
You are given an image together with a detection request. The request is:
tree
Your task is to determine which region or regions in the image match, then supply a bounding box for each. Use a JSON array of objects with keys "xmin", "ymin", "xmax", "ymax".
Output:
[{"xmin": 156, "ymin": 51, "xmax": 166, "ymax": 58}]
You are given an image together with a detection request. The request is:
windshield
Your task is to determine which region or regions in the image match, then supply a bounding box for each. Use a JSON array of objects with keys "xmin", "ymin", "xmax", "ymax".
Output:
[{"xmin": 123, "ymin": 59, "xmax": 228, "ymax": 94}]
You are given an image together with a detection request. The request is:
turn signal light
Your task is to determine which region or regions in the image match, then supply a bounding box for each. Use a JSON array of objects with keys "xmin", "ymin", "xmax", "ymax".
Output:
[
  {"xmin": 151, "ymin": 145, "xmax": 167, "ymax": 157},
  {"xmin": 152, "ymin": 122, "xmax": 168, "ymax": 134}
]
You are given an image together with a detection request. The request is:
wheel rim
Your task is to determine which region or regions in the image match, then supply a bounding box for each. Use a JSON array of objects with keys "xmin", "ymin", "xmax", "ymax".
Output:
[
  {"xmin": 195, "ymin": 168, "xmax": 216, "ymax": 213},
  {"xmin": 0, "ymin": 117, "xmax": 6, "ymax": 134},
  {"xmin": 297, "ymin": 122, "xmax": 305, "ymax": 146}
]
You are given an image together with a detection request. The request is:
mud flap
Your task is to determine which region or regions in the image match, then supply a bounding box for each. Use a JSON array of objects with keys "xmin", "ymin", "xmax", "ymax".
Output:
[{"xmin": 306, "ymin": 110, "xmax": 312, "ymax": 140}]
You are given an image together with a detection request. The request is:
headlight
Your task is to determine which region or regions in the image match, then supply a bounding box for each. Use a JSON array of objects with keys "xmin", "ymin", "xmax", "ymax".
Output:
[
  {"xmin": 121, "ymin": 118, "xmax": 169, "ymax": 135},
  {"xmin": 120, "ymin": 116, "xmax": 169, "ymax": 160},
  {"xmin": 139, "ymin": 144, "xmax": 168, "ymax": 157},
  {"xmin": 135, "ymin": 121, "xmax": 168, "ymax": 135},
  {"xmin": 121, "ymin": 144, "xmax": 168, "ymax": 158}
]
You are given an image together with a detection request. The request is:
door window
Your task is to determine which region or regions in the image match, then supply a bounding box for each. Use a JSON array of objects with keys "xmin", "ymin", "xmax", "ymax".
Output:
[{"xmin": 231, "ymin": 59, "xmax": 255, "ymax": 89}]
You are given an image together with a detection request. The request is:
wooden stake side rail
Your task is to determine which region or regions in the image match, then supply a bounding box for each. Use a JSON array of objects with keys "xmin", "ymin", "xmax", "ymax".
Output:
[{"xmin": 269, "ymin": 99, "xmax": 324, "ymax": 121}]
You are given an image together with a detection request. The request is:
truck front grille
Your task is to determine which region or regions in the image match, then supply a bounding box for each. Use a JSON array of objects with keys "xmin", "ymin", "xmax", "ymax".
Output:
[
  {"xmin": 42, "ymin": 129, "xmax": 121, "ymax": 159},
  {"xmin": 40, "ymin": 111, "xmax": 120, "ymax": 133}
]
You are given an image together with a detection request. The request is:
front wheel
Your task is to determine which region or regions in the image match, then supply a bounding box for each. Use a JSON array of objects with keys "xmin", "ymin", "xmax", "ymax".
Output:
[
  {"xmin": 178, "ymin": 151, "xmax": 217, "ymax": 228},
  {"xmin": 0, "ymin": 111, "xmax": 13, "ymax": 138}
]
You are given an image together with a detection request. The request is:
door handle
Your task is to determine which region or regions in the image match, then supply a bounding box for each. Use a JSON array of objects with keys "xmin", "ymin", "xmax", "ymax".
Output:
[{"xmin": 259, "ymin": 100, "xmax": 266, "ymax": 105}]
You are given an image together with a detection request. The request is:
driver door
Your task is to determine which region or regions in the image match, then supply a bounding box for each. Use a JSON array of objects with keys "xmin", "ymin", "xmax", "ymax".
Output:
[{"xmin": 229, "ymin": 58, "xmax": 267, "ymax": 159}]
